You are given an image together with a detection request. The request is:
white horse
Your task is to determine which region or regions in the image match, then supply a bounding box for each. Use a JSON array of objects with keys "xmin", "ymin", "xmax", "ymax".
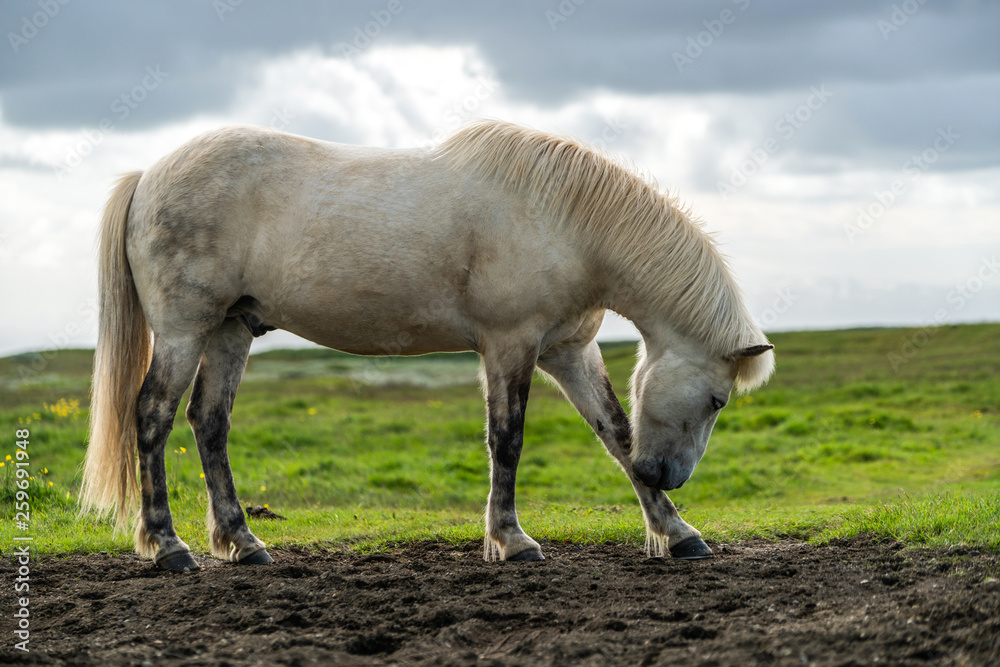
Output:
[{"xmin": 81, "ymin": 120, "xmax": 774, "ymax": 570}]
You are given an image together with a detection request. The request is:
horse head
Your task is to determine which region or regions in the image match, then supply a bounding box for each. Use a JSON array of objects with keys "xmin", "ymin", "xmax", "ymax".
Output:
[{"xmin": 629, "ymin": 337, "xmax": 773, "ymax": 490}]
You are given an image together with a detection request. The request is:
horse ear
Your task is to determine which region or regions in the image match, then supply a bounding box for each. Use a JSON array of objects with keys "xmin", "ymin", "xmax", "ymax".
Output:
[{"xmin": 727, "ymin": 344, "xmax": 774, "ymax": 360}]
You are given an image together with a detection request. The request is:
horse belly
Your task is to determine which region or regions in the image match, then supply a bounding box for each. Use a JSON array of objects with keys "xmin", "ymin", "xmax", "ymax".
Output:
[
  {"xmin": 247, "ymin": 219, "xmax": 575, "ymax": 357},
  {"xmin": 246, "ymin": 216, "xmax": 480, "ymax": 355},
  {"xmin": 276, "ymin": 286, "xmax": 474, "ymax": 356}
]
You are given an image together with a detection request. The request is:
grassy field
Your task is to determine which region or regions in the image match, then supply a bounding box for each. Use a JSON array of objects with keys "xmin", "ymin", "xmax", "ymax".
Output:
[{"xmin": 1, "ymin": 323, "xmax": 998, "ymax": 555}]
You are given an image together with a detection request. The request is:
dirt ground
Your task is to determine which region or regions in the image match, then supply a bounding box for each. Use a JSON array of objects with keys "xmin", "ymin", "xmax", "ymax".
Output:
[{"xmin": 2, "ymin": 536, "xmax": 998, "ymax": 666}]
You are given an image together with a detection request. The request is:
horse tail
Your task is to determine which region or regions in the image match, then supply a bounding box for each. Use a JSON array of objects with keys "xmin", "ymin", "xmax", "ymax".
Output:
[{"xmin": 80, "ymin": 171, "xmax": 150, "ymax": 532}]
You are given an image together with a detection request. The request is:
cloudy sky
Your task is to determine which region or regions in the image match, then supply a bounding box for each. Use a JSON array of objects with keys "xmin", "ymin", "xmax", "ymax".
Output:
[{"xmin": 1, "ymin": 0, "xmax": 998, "ymax": 357}]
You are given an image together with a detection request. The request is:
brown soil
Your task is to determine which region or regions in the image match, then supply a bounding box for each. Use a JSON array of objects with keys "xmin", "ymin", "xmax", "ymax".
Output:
[{"xmin": 2, "ymin": 537, "xmax": 998, "ymax": 666}]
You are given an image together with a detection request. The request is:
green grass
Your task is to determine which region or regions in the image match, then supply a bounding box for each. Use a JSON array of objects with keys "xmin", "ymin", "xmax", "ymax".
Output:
[{"xmin": 1, "ymin": 323, "xmax": 998, "ymax": 555}]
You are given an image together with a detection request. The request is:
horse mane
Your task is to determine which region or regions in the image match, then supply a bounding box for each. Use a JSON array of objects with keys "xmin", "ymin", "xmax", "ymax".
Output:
[{"xmin": 437, "ymin": 119, "xmax": 773, "ymax": 391}]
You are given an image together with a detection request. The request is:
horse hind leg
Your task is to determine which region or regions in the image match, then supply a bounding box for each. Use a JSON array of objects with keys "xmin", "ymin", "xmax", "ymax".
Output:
[
  {"xmin": 186, "ymin": 318, "xmax": 272, "ymax": 565},
  {"xmin": 134, "ymin": 335, "xmax": 205, "ymax": 571}
]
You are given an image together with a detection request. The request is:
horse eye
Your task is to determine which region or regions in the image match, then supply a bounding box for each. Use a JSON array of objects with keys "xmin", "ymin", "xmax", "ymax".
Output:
[{"xmin": 711, "ymin": 396, "xmax": 726, "ymax": 411}]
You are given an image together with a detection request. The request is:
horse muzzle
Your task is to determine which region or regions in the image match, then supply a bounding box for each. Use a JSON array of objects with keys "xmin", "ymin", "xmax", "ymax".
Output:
[{"xmin": 632, "ymin": 456, "xmax": 688, "ymax": 491}]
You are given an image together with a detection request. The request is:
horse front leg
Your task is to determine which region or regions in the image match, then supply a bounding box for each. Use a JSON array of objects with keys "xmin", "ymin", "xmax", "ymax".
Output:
[
  {"xmin": 481, "ymin": 344, "xmax": 543, "ymax": 561},
  {"xmin": 538, "ymin": 340, "xmax": 712, "ymax": 559}
]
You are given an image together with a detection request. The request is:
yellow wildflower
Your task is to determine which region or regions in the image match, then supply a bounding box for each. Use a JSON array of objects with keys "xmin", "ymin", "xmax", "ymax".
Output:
[{"xmin": 45, "ymin": 398, "xmax": 80, "ymax": 419}]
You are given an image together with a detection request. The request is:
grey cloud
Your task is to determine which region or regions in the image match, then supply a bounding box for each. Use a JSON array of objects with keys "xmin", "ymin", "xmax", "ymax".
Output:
[
  {"xmin": 1, "ymin": 0, "xmax": 997, "ymax": 169},
  {"xmin": 0, "ymin": 153, "xmax": 51, "ymax": 171},
  {"xmin": 813, "ymin": 77, "xmax": 999, "ymax": 169},
  {"xmin": 0, "ymin": 62, "xmax": 243, "ymax": 129}
]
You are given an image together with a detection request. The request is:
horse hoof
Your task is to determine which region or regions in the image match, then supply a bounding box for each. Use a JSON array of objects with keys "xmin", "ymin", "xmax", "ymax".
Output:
[
  {"xmin": 157, "ymin": 551, "xmax": 200, "ymax": 572},
  {"xmin": 238, "ymin": 549, "xmax": 274, "ymax": 565},
  {"xmin": 506, "ymin": 547, "xmax": 545, "ymax": 562},
  {"xmin": 669, "ymin": 537, "xmax": 714, "ymax": 560}
]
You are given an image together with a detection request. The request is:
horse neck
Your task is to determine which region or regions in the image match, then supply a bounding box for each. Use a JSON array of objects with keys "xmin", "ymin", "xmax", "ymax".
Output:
[
  {"xmin": 595, "ymin": 245, "xmax": 686, "ymax": 349},
  {"xmin": 594, "ymin": 236, "xmax": 731, "ymax": 362},
  {"xmin": 609, "ymin": 296, "xmax": 689, "ymax": 361}
]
